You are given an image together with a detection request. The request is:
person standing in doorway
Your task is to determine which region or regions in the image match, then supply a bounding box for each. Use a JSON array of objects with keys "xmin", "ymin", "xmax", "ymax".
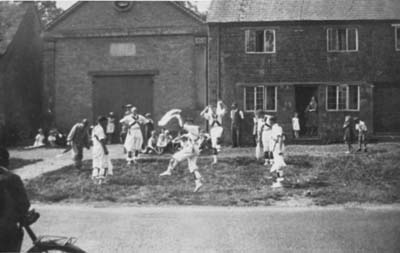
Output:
[
  {"xmin": 106, "ymin": 112, "xmax": 116, "ymax": 144},
  {"xmin": 292, "ymin": 112, "xmax": 300, "ymax": 139},
  {"xmin": 305, "ymin": 96, "xmax": 318, "ymax": 136},
  {"xmin": 67, "ymin": 119, "xmax": 90, "ymax": 170},
  {"xmin": 230, "ymin": 102, "xmax": 244, "ymax": 147}
]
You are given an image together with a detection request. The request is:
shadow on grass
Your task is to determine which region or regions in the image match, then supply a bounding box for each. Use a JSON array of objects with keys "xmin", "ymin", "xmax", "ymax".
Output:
[{"xmin": 9, "ymin": 158, "xmax": 43, "ymax": 170}]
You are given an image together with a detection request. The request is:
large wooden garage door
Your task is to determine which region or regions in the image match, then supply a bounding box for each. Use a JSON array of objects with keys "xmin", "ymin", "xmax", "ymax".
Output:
[
  {"xmin": 374, "ymin": 83, "xmax": 400, "ymax": 133},
  {"xmin": 92, "ymin": 74, "xmax": 153, "ymax": 122}
]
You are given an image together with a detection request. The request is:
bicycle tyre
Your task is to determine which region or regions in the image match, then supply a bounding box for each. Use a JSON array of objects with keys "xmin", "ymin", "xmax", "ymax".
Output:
[{"xmin": 27, "ymin": 243, "xmax": 86, "ymax": 253}]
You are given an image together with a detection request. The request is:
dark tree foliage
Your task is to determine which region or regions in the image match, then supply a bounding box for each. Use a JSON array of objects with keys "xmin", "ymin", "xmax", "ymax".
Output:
[{"xmin": 35, "ymin": 1, "xmax": 63, "ymax": 26}]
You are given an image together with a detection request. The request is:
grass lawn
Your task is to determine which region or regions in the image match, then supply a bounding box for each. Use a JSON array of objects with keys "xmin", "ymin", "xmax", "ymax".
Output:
[{"xmin": 25, "ymin": 144, "xmax": 400, "ymax": 206}]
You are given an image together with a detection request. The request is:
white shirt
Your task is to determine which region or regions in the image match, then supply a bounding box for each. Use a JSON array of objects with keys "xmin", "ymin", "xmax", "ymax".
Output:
[
  {"xmin": 92, "ymin": 124, "xmax": 106, "ymax": 154},
  {"xmin": 292, "ymin": 117, "xmax": 300, "ymax": 131},
  {"xmin": 120, "ymin": 114, "xmax": 147, "ymax": 130},
  {"xmin": 355, "ymin": 121, "xmax": 368, "ymax": 132},
  {"xmin": 271, "ymin": 124, "xmax": 283, "ymax": 142}
]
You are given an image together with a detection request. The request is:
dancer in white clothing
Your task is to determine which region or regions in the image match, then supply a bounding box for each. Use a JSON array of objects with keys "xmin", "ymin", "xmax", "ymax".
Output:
[
  {"xmin": 269, "ymin": 116, "xmax": 286, "ymax": 188},
  {"xmin": 119, "ymin": 107, "xmax": 149, "ymax": 165},
  {"xmin": 91, "ymin": 116, "xmax": 110, "ymax": 185},
  {"xmin": 159, "ymin": 110, "xmax": 203, "ymax": 192},
  {"xmin": 200, "ymin": 100, "xmax": 226, "ymax": 164}
]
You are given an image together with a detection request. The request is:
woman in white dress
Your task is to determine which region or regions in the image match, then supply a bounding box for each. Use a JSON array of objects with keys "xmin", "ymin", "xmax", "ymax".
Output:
[{"xmin": 119, "ymin": 107, "xmax": 148, "ymax": 164}]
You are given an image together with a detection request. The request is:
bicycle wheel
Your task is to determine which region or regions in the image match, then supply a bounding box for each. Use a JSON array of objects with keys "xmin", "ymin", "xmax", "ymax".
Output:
[{"xmin": 27, "ymin": 243, "xmax": 86, "ymax": 253}]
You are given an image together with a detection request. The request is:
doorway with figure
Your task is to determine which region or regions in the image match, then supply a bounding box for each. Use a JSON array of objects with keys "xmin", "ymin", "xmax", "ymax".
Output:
[{"xmin": 295, "ymin": 85, "xmax": 319, "ymax": 137}]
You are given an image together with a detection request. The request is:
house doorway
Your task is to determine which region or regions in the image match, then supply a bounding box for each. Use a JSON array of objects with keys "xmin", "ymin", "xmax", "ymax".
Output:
[{"xmin": 295, "ymin": 85, "xmax": 319, "ymax": 137}]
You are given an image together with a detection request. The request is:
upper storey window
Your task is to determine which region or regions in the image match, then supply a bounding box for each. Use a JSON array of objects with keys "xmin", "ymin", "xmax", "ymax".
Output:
[
  {"xmin": 327, "ymin": 28, "xmax": 358, "ymax": 52},
  {"xmin": 245, "ymin": 29, "xmax": 276, "ymax": 54}
]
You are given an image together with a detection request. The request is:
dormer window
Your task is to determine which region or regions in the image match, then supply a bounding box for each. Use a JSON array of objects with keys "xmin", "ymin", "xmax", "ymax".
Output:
[{"xmin": 114, "ymin": 1, "xmax": 133, "ymax": 12}]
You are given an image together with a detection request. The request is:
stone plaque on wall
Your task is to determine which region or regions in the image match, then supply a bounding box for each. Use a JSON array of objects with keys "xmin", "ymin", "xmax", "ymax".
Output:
[{"xmin": 110, "ymin": 43, "xmax": 136, "ymax": 56}]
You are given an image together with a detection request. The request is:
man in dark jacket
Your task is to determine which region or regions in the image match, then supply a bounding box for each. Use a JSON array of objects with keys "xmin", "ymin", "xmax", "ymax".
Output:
[
  {"xmin": 0, "ymin": 147, "xmax": 31, "ymax": 252},
  {"xmin": 230, "ymin": 102, "xmax": 244, "ymax": 147},
  {"xmin": 67, "ymin": 119, "xmax": 90, "ymax": 170}
]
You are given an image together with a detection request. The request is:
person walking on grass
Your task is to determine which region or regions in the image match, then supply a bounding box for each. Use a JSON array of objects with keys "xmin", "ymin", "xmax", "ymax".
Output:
[
  {"xmin": 259, "ymin": 114, "xmax": 273, "ymax": 165},
  {"xmin": 120, "ymin": 107, "xmax": 149, "ymax": 165},
  {"xmin": 158, "ymin": 110, "xmax": 203, "ymax": 192},
  {"xmin": 67, "ymin": 119, "xmax": 90, "ymax": 170},
  {"xmin": 200, "ymin": 100, "xmax": 227, "ymax": 164},
  {"xmin": 91, "ymin": 116, "xmax": 111, "ymax": 185},
  {"xmin": 230, "ymin": 102, "xmax": 244, "ymax": 147},
  {"xmin": 355, "ymin": 118, "xmax": 368, "ymax": 152},
  {"xmin": 269, "ymin": 116, "xmax": 286, "ymax": 188},
  {"xmin": 343, "ymin": 115, "xmax": 354, "ymax": 154}
]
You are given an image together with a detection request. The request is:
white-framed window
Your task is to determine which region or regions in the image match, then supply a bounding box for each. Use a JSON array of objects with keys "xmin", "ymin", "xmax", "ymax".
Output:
[
  {"xmin": 326, "ymin": 85, "xmax": 360, "ymax": 111},
  {"xmin": 327, "ymin": 28, "xmax": 358, "ymax": 52},
  {"xmin": 245, "ymin": 29, "xmax": 276, "ymax": 54},
  {"xmin": 244, "ymin": 86, "xmax": 277, "ymax": 112},
  {"xmin": 394, "ymin": 25, "xmax": 400, "ymax": 51}
]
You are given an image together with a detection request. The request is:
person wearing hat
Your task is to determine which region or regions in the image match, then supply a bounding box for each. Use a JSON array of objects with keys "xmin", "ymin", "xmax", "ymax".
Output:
[
  {"xmin": 119, "ymin": 104, "xmax": 133, "ymax": 145},
  {"xmin": 0, "ymin": 147, "xmax": 31, "ymax": 252},
  {"xmin": 200, "ymin": 100, "xmax": 227, "ymax": 164},
  {"xmin": 92, "ymin": 116, "xmax": 110, "ymax": 184},
  {"xmin": 230, "ymin": 102, "xmax": 244, "ymax": 147},
  {"xmin": 106, "ymin": 112, "xmax": 116, "ymax": 144},
  {"xmin": 259, "ymin": 114, "xmax": 273, "ymax": 165},
  {"xmin": 119, "ymin": 107, "xmax": 149, "ymax": 164},
  {"xmin": 67, "ymin": 118, "xmax": 90, "ymax": 170}
]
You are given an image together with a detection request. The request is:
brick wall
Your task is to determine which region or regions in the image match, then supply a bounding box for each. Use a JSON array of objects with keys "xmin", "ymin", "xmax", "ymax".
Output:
[
  {"xmin": 209, "ymin": 21, "xmax": 400, "ymax": 144},
  {"xmin": 44, "ymin": 1, "xmax": 207, "ymax": 133}
]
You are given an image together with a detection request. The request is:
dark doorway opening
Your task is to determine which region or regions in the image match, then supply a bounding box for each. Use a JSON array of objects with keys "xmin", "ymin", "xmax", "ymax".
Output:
[
  {"xmin": 92, "ymin": 74, "xmax": 154, "ymax": 139},
  {"xmin": 373, "ymin": 83, "xmax": 400, "ymax": 134},
  {"xmin": 295, "ymin": 86, "xmax": 319, "ymax": 137}
]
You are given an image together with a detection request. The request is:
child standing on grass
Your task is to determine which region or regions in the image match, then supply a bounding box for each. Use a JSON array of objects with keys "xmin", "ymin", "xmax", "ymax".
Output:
[
  {"xmin": 91, "ymin": 116, "xmax": 110, "ymax": 185},
  {"xmin": 355, "ymin": 118, "xmax": 368, "ymax": 152},
  {"xmin": 260, "ymin": 115, "xmax": 273, "ymax": 165},
  {"xmin": 292, "ymin": 112, "xmax": 300, "ymax": 139},
  {"xmin": 343, "ymin": 115, "xmax": 354, "ymax": 154}
]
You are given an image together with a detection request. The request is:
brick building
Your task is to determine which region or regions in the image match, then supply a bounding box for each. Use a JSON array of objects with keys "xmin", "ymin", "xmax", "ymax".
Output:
[
  {"xmin": 208, "ymin": 0, "xmax": 400, "ymax": 144},
  {"xmin": 43, "ymin": 1, "xmax": 207, "ymax": 133},
  {"xmin": 0, "ymin": 2, "xmax": 43, "ymax": 144}
]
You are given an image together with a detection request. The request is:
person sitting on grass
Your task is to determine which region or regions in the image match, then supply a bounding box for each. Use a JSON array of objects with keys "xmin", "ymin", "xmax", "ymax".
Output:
[
  {"xmin": 25, "ymin": 129, "xmax": 46, "ymax": 149},
  {"xmin": 354, "ymin": 118, "xmax": 368, "ymax": 152},
  {"xmin": 343, "ymin": 115, "xmax": 354, "ymax": 154},
  {"xmin": 91, "ymin": 116, "xmax": 110, "ymax": 185},
  {"xmin": 156, "ymin": 128, "xmax": 169, "ymax": 154},
  {"xmin": 143, "ymin": 130, "xmax": 158, "ymax": 154}
]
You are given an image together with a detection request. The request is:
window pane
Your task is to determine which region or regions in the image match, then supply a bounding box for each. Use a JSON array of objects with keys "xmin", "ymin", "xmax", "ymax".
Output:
[
  {"xmin": 255, "ymin": 87, "xmax": 264, "ymax": 110},
  {"xmin": 255, "ymin": 31, "xmax": 264, "ymax": 52},
  {"xmin": 338, "ymin": 86, "xmax": 347, "ymax": 110},
  {"xmin": 348, "ymin": 85, "xmax": 359, "ymax": 110},
  {"xmin": 265, "ymin": 30, "xmax": 275, "ymax": 52},
  {"xmin": 348, "ymin": 28, "xmax": 357, "ymax": 51},
  {"xmin": 327, "ymin": 86, "xmax": 337, "ymax": 110},
  {"xmin": 327, "ymin": 29, "xmax": 336, "ymax": 51},
  {"xmin": 246, "ymin": 30, "xmax": 256, "ymax": 52},
  {"xmin": 397, "ymin": 27, "xmax": 400, "ymax": 50},
  {"xmin": 266, "ymin": 86, "xmax": 276, "ymax": 111},
  {"xmin": 338, "ymin": 29, "xmax": 347, "ymax": 51},
  {"xmin": 245, "ymin": 87, "xmax": 255, "ymax": 111}
]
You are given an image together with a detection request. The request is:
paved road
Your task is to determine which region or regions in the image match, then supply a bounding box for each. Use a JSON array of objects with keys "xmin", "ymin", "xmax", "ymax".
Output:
[{"xmin": 21, "ymin": 205, "xmax": 400, "ymax": 253}]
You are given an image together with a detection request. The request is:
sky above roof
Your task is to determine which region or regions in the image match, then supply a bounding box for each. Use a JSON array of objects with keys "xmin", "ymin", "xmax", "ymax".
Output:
[{"xmin": 57, "ymin": 0, "xmax": 212, "ymax": 12}]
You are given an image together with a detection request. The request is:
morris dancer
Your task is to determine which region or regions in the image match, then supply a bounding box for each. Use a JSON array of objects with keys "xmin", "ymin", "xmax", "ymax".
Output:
[
  {"xmin": 259, "ymin": 114, "xmax": 273, "ymax": 165},
  {"xmin": 119, "ymin": 107, "xmax": 148, "ymax": 165},
  {"xmin": 158, "ymin": 110, "xmax": 203, "ymax": 192},
  {"xmin": 269, "ymin": 116, "xmax": 286, "ymax": 188},
  {"xmin": 200, "ymin": 100, "xmax": 226, "ymax": 164}
]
